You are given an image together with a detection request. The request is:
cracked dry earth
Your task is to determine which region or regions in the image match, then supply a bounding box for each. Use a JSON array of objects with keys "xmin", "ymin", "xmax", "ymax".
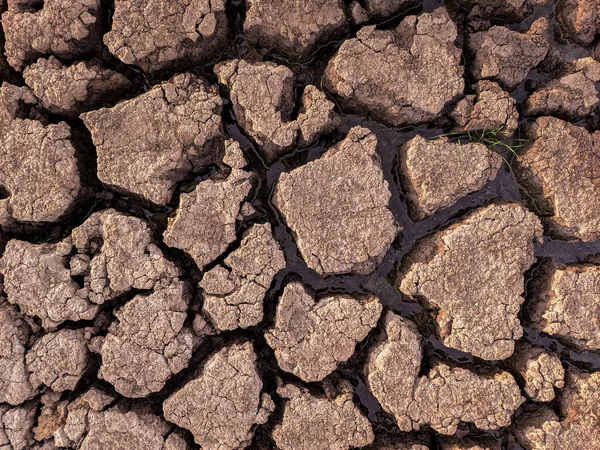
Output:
[{"xmin": 3, "ymin": 0, "xmax": 600, "ymax": 450}]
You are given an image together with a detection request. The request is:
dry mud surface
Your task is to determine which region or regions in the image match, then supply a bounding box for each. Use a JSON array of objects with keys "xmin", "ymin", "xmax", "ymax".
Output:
[{"xmin": 1, "ymin": 0, "xmax": 600, "ymax": 449}]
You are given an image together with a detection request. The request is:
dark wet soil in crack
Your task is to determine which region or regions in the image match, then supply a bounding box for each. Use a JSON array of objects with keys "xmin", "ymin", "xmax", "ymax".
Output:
[{"xmin": 2, "ymin": 0, "xmax": 600, "ymax": 448}]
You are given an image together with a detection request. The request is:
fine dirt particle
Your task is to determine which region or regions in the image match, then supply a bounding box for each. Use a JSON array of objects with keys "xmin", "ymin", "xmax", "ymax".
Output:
[
  {"xmin": 97, "ymin": 280, "xmax": 194, "ymax": 398},
  {"xmin": 323, "ymin": 7, "xmax": 464, "ymax": 127},
  {"xmin": 1, "ymin": 0, "xmax": 102, "ymax": 71},
  {"xmin": 507, "ymin": 343, "xmax": 565, "ymax": 402},
  {"xmin": 215, "ymin": 59, "xmax": 339, "ymax": 162},
  {"xmin": 201, "ymin": 222, "xmax": 286, "ymax": 332},
  {"xmin": 82, "ymin": 73, "xmax": 224, "ymax": 206},
  {"xmin": 467, "ymin": 17, "xmax": 550, "ymax": 91},
  {"xmin": 527, "ymin": 261, "xmax": 600, "ymax": 351},
  {"xmin": 514, "ymin": 117, "xmax": 600, "ymax": 241},
  {"xmin": 398, "ymin": 135, "xmax": 503, "ymax": 221},
  {"xmin": 0, "ymin": 83, "xmax": 82, "ymax": 227},
  {"xmin": 524, "ymin": 57, "xmax": 600, "ymax": 120},
  {"xmin": 26, "ymin": 328, "xmax": 91, "ymax": 392},
  {"xmin": 265, "ymin": 281, "xmax": 382, "ymax": 382},
  {"xmin": 273, "ymin": 126, "xmax": 398, "ymax": 276},
  {"xmin": 164, "ymin": 139, "xmax": 256, "ymax": 271},
  {"xmin": 163, "ymin": 341, "xmax": 274, "ymax": 450},
  {"xmin": 399, "ymin": 202, "xmax": 543, "ymax": 360},
  {"xmin": 244, "ymin": 0, "xmax": 348, "ymax": 59},
  {"xmin": 363, "ymin": 311, "xmax": 524, "ymax": 434},
  {"xmin": 272, "ymin": 383, "xmax": 374, "ymax": 450},
  {"xmin": 104, "ymin": 0, "xmax": 229, "ymax": 75},
  {"xmin": 22, "ymin": 57, "xmax": 132, "ymax": 117}
]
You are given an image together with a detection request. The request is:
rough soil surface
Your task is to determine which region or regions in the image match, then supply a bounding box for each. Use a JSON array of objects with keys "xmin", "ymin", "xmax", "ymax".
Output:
[
  {"xmin": 468, "ymin": 17, "xmax": 549, "ymax": 90},
  {"xmin": 2, "ymin": 1, "xmax": 600, "ymax": 448},
  {"xmin": 200, "ymin": 222, "xmax": 285, "ymax": 331},
  {"xmin": 398, "ymin": 135, "xmax": 502, "ymax": 220},
  {"xmin": 513, "ymin": 370, "xmax": 600, "ymax": 450},
  {"xmin": 272, "ymin": 383, "xmax": 374, "ymax": 450},
  {"xmin": 23, "ymin": 57, "xmax": 132, "ymax": 117},
  {"xmin": 0, "ymin": 84, "xmax": 82, "ymax": 228},
  {"xmin": 96, "ymin": 279, "xmax": 194, "ymax": 398},
  {"xmin": 215, "ymin": 59, "xmax": 338, "ymax": 162},
  {"xmin": 244, "ymin": 0, "xmax": 348, "ymax": 59},
  {"xmin": 163, "ymin": 341, "xmax": 273, "ymax": 450},
  {"xmin": 265, "ymin": 281, "xmax": 382, "ymax": 382},
  {"xmin": 450, "ymin": 80, "xmax": 519, "ymax": 134},
  {"xmin": 274, "ymin": 126, "xmax": 398, "ymax": 276},
  {"xmin": 524, "ymin": 57, "xmax": 600, "ymax": 119},
  {"xmin": 364, "ymin": 311, "xmax": 524, "ymax": 434},
  {"xmin": 1, "ymin": 0, "xmax": 103, "ymax": 71},
  {"xmin": 82, "ymin": 73, "xmax": 224, "ymax": 205},
  {"xmin": 164, "ymin": 139, "xmax": 256, "ymax": 270},
  {"xmin": 514, "ymin": 117, "xmax": 600, "ymax": 241},
  {"xmin": 507, "ymin": 343, "xmax": 565, "ymax": 402},
  {"xmin": 527, "ymin": 261, "xmax": 600, "ymax": 351},
  {"xmin": 323, "ymin": 7, "xmax": 464, "ymax": 127},
  {"xmin": 399, "ymin": 202, "xmax": 543, "ymax": 360},
  {"xmin": 104, "ymin": 0, "xmax": 229, "ymax": 75}
]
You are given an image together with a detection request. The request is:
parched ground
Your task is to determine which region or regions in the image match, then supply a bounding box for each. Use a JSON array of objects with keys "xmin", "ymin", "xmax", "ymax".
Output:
[{"xmin": 1, "ymin": 0, "xmax": 600, "ymax": 449}]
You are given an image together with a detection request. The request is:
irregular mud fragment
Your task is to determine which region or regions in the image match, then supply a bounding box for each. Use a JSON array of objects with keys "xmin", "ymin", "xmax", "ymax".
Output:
[
  {"xmin": 514, "ymin": 371, "xmax": 600, "ymax": 450},
  {"xmin": 507, "ymin": 343, "xmax": 564, "ymax": 402},
  {"xmin": 364, "ymin": 311, "xmax": 524, "ymax": 434},
  {"xmin": 97, "ymin": 280, "xmax": 193, "ymax": 398},
  {"xmin": 26, "ymin": 328, "xmax": 91, "ymax": 392},
  {"xmin": 163, "ymin": 341, "xmax": 274, "ymax": 450},
  {"xmin": 215, "ymin": 60, "xmax": 338, "ymax": 162},
  {"xmin": 82, "ymin": 73, "xmax": 224, "ymax": 205},
  {"xmin": 468, "ymin": 17, "xmax": 549, "ymax": 90},
  {"xmin": 0, "ymin": 302, "xmax": 36, "ymax": 405},
  {"xmin": 244, "ymin": 0, "xmax": 348, "ymax": 59},
  {"xmin": 450, "ymin": 80, "xmax": 519, "ymax": 134},
  {"xmin": 164, "ymin": 140, "xmax": 255, "ymax": 270},
  {"xmin": 398, "ymin": 135, "xmax": 502, "ymax": 220},
  {"xmin": 361, "ymin": 0, "xmax": 420, "ymax": 20},
  {"xmin": 104, "ymin": 0, "xmax": 229, "ymax": 75},
  {"xmin": 524, "ymin": 57, "xmax": 600, "ymax": 120},
  {"xmin": 365, "ymin": 434, "xmax": 429, "ymax": 450},
  {"xmin": 56, "ymin": 391, "xmax": 177, "ymax": 450},
  {"xmin": 399, "ymin": 202, "xmax": 543, "ymax": 360},
  {"xmin": 439, "ymin": 437, "xmax": 501, "ymax": 450},
  {"xmin": 23, "ymin": 57, "xmax": 132, "ymax": 117},
  {"xmin": 527, "ymin": 261, "xmax": 600, "ymax": 351},
  {"xmin": 71, "ymin": 209, "xmax": 180, "ymax": 304},
  {"xmin": 201, "ymin": 223, "xmax": 285, "ymax": 331},
  {"xmin": 272, "ymin": 383, "xmax": 374, "ymax": 450},
  {"xmin": 456, "ymin": 0, "xmax": 537, "ymax": 22},
  {"xmin": 265, "ymin": 281, "xmax": 382, "ymax": 382},
  {"xmin": 0, "ymin": 239, "xmax": 98, "ymax": 329},
  {"xmin": 0, "ymin": 401, "xmax": 37, "ymax": 450},
  {"xmin": 53, "ymin": 385, "xmax": 116, "ymax": 447},
  {"xmin": 274, "ymin": 126, "xmax": 398, "ymax": 276},
  {"xmin": 323, "ymin": 7, "xmax": 464, "ymax": 127},
  {"xmin": 1, "ymin": 0, "xmax": 102, "ymax": 71},
  {"xmin": 514, "ymin": 117, "xmax": 600, "ymax": 241},
  {"xmin": 0, "ymin": 83, "xmax": 82, "ymax": 227},
  {"xmin": 556, "ymin": 0, "xmax": 600, "ymax": 46}
]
